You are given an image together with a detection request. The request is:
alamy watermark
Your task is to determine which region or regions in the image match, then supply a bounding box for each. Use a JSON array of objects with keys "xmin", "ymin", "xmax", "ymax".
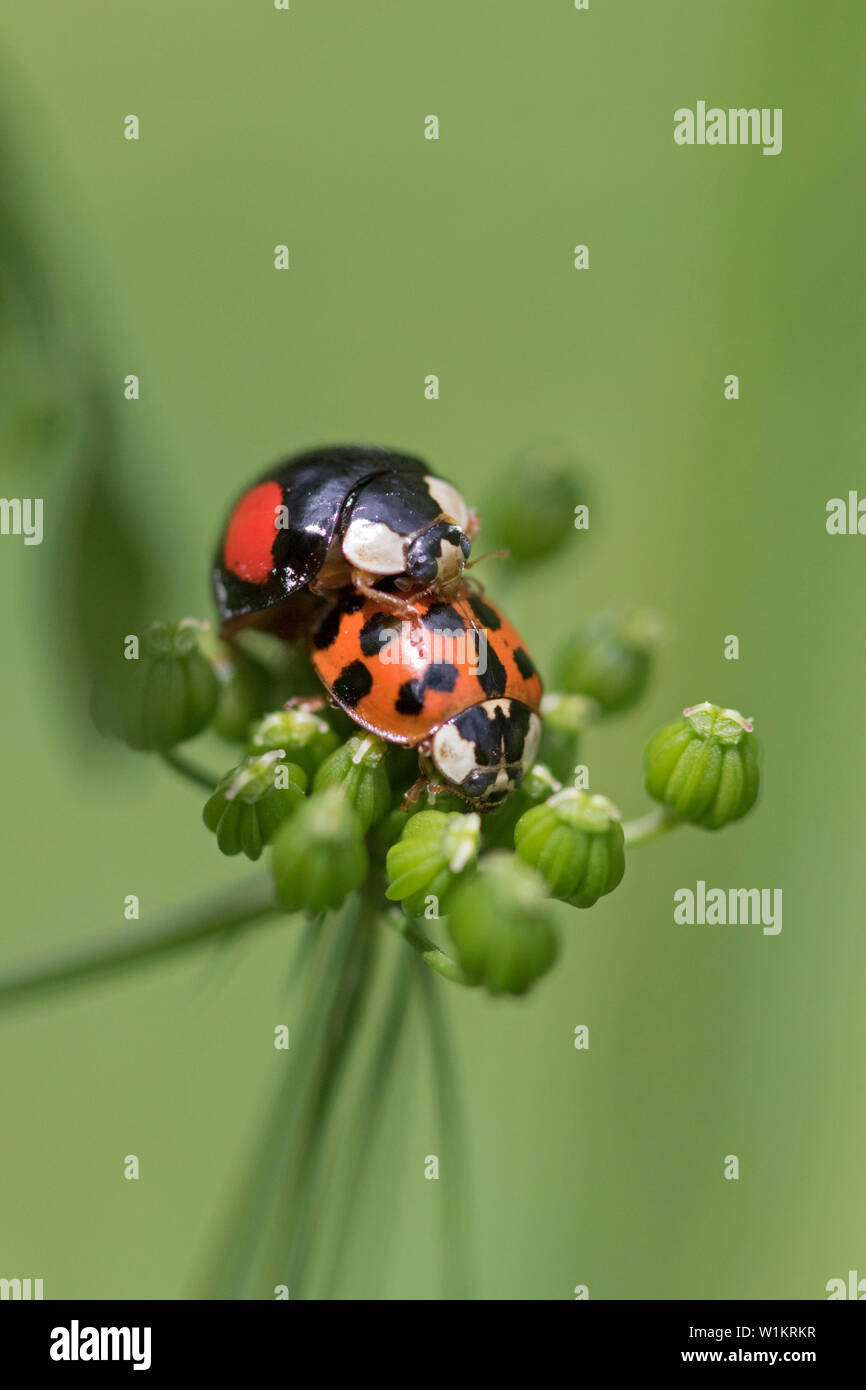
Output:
[
  {"xmin": 0, "ymin": 497, "xmax": 43, "ymax": 545},
  {"xmin": 50, "ymin": 1321, "xmax": 151, "ymax": 1371},
  {"xmin": 377, "ymin": 621, "xmax": 488, "ymax": 676},
  {"xmin": 0, "ymin": 1276, "xmax": 43, "ymax": 1299},
  {"xmin": 674, "ymin": 880, "xmax": 782, "ymax": 936},
  {"xmin": 674, "ymin": 103, "xmax": 782, "ymax": 156}
]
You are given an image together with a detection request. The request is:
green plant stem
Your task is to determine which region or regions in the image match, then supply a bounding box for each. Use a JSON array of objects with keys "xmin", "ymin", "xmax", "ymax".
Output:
[
  {"xmin": 160, "ymin": 748, "xmax": 219, "ymax": 790},
  {"xmin": 622, "ymin": 805, "xmax": 680, "ymax": 847},
  {"xmin": 416, "ymin": 957, "xmax": 473, "ymax": 1297},
  {"xmin": 322, "ymin": 948, "xmax": 413, "ymax": 1296},
  {"xmin": 200, "ymin": 906, "xmax": 354, "ymax": 1299},
  {"xmin": 0, "ymin": 879, "xmax": 279, "ymax": 1011},
  {"xmin": 385, "ymin": 912, "xmax": 474, "ymax": 988},
  {"xmin": 275, "ymin": 901, "xmax": 379, "ymax": 1294}
]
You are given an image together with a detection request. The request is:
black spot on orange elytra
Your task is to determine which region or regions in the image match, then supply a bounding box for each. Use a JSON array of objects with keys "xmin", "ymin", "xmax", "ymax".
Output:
[
  {"xmin": 514, "ymin": 647, "xmax": 536, "ymax": 680},
  {"xmin": 468, "ymin": 595, "xmax": 501, "ymax": 631},
  {"xmin": 477, "ymin": 644, "xmax": 508, "ymax": 698},
  {"xmin": 334, "ymin": 660, "xmax": 373, "ymax": 707}
]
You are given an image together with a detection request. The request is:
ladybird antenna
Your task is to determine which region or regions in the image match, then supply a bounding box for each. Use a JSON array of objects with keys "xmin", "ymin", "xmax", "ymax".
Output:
[{"xmin": 464, "ymin": 548, "xmax": 509, "ymax": 570}]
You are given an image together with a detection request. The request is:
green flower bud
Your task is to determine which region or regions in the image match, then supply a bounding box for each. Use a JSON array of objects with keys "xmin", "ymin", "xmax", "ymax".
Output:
[
  {"xmin": 515, "ymin": 788, "xmax": 625, "ymax": 908},
  {"xmin": 538, "ymin": 692, "xmax": 599, "ymax": 784},
  {"xmin": 446, "ymin": 853, "xmax": 558, "ymax": 996},
  {"xmin": 92, "ymin": 618, "xmax": 219, "ymax": 750},
  {"xmin": 369, "ymin": 805, "xmax": 417, "ymax": 859},
  {"xmin": 385, "ymin": 810, "xmax": 481, "ymax": 917},
  {"xmin": 554, "ymin": 608, "xmax": 663, "ymax": 714},
  {"xmin": 271, "ymin": 786, "xmax": 368, "ymax": 914},
  {"xmin": 248, "ymin": 707, "xmax": 338, "ymax": 780},
  {"xmin": 485, "ymin": 441, "xmax": 585, "ymax": 563},
  {"xmin": 211, "ymin": 651, "xmax": 277, "ymax": 743},
  {"xmin": 312, "ymin": 733, "xmax": 391, "ymax": 831},
  {"xmin": 203, "ymin": 752, "xmax": 307, "ymax": 860},
  {"xmin": 644, "ymin": 702, "xmax": 759, "ymax": 829}
]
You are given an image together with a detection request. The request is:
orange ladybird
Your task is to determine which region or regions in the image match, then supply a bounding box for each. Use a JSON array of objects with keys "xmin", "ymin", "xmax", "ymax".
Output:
[{"xmin": 309, "ymin": 587, "xmax": 543, "ymax": 809}]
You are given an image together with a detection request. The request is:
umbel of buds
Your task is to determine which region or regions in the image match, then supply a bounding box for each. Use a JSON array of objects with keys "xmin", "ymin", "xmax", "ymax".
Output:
[
  {"xmin": 92, "ymin": 619, "xmax": 219, "ymax": 750},
  {"xmin": 514, "ymin": 787, "xmax": 625, "ymax": 908},
  {"xmin": 270, "ymin": 786, "xmax": 368, "ymax": 914},
  {"xmin": 202, "ymin": 753, "xmax": 307, "ymax": 860},
  {"xmin": 555, "ymin": 608, "xmax": 662, "ymax": 715},
  {"xmin": 248, "ymin": 707, "xmax": 338, "ymax": 780},
  {"xmin": 446, "ymin": 853, "xmax": 559, "ymax": 996},
  {"xmin": 643, "ymin": 702, "xmax": 759, "ymax": 829},
  {"xmin": 385, "ymin": 810, "xmax": 481, "ymax": 918}
]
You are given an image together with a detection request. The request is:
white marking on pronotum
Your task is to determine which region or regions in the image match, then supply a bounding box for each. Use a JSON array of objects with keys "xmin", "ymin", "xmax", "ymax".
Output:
[
  {"xmin": 523, "ymin": 712, "xmax": 542, "ymax": 768},
  {"xmin": 430, "ymin": 722, "xmax": 478, "ymax": 785},
  {"xmin": 342, "ymin": 518, "xmax": 406, "ymax": 573},
  {"xmin": 483, "ymin": 698, "xmax": 512, "ymax": 719},
  {"xmin": 424, "ymin": 476, "xmax": 471, "ymax": 529}
]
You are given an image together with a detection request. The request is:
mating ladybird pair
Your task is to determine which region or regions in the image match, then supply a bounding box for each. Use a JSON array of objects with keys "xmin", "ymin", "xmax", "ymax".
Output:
[{"xmin": 212, "ymin": 444, "xmax": 543, "ymax": 809}]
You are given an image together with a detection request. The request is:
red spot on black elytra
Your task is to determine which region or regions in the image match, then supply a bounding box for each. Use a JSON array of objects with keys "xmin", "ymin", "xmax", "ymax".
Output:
[{"xmin": 224, "ymin": 481, "xmax": 283, "ymax": 583}]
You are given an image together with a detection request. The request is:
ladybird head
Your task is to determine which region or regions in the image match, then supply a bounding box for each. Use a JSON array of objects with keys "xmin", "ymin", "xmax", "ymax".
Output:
[
  {"xmin": 404, "ymin": 519, "xmax": 471, "ymax": 589},
  {"xmin": 427, "ymin": 698, "xmax": 542, "ymax": 810}
]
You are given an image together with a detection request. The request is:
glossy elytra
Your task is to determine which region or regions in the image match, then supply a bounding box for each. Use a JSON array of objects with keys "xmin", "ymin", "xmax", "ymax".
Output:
[
  {"xmin": 213, "ymin": 444, "xmax": 478, "ymax": 637},
  {"xmin": 309, "ymin": 585, "xmax": 543, "ymax": 810}
]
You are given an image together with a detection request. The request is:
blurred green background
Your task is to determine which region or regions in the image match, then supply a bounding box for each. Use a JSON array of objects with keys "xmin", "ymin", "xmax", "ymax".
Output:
[{"xmin": 1, "ymin": 0, "xmax": 864, "ymax": 1299}]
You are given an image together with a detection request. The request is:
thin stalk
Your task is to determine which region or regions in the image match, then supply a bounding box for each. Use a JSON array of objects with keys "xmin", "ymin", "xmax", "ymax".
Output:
[
  {"xmin": 622, "ymin": 805, "xmax": 680, "ymax": 847},
  {"xmin": 320, "ymin": 947, "xmax": 413, "ymax": 1296},
  {"xmin": 199, "ymin": 907, "xmax": 354, "ymax": 1300},
  {"xmin": 273, "ymin": 900, "xmax": 379, "ymax": 1295},
  {"xmin": 385, "ymin": 911, "xmax": 475, "ymax": 988},
  {"xmin": 416, "ymin": 958, "xmax": 473, "ymax": 1298},
  {"xmin": 160, "ymin": 748, "xmax": 219, "ymax": 790},
  {"xmin": 0, "ymin": 878, "xmax": 279, "ymax": 1011}
]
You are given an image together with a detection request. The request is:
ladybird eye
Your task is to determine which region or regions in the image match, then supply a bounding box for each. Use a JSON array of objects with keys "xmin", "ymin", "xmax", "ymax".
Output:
[
  {"xmin": 463, "ymin": 770, "xmax": 489, "ymax": 796},
  {"xmin": 407, "ymin": 554, "xmax": 437, "ymax": 583},
  {"xmin": 405, "ymin": 535, "xmax": 439, "ymax": 583},
  {"xmin": 458, "ymin": 532, "xmax": 471, "ymax": 559}
]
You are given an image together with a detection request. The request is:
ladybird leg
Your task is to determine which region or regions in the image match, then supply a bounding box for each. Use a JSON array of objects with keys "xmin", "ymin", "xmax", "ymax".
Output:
[
  {"xmin": 424, "ymin": 783, "xmax": 454, "ymax": 802},
  {"xmin": 283, "ymin": 695, "xmax": 329, "ymax": 713},
  {"xmin": 400, "ymin": 774, "xmax": 433, "ymax": 810},
  {"xmin": 351, "ymin": 570, "xmax": 420, "ymax": 617},
  {"xmin": 400, "ymin": 775, "xmax": 457, "ymax": 811}
]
